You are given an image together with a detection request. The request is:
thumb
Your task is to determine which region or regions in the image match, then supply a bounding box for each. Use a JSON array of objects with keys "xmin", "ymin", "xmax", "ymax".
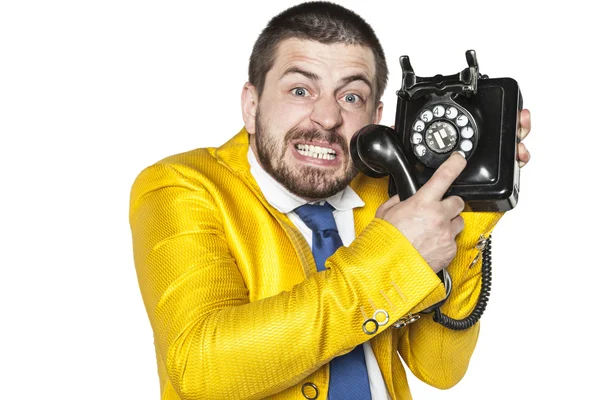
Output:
[{"xmin": 376, "ymin": 195, "xmax": 400, "ymax": 218}]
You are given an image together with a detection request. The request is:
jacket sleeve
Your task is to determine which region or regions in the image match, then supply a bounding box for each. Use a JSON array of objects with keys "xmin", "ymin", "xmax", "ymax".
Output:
[
  {"xmin": 397, "ymin": 212, "xmax": 504, "ymax": 389},
  {"xmin": 129, "ymin": 162, "xmax": 448, "ymax": 400}
]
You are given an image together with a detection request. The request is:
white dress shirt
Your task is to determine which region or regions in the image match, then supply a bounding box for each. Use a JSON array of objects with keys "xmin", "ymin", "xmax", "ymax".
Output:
[{"xmin": 248, "ymin": 147, "xmax": 391, "ymax": 400}]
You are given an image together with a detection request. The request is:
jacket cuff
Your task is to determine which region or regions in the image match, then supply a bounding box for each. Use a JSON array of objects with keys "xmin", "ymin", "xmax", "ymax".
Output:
[
  {"xmin": 441, "ymin": 211, "xmax": 504, "ymax": 319},
  {"xmin": 328, "ymin": 218, "xmax": 446, "ymax": 330}
]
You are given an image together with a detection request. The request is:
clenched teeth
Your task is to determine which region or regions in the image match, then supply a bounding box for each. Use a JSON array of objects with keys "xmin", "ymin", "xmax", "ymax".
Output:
[{"xmin": 294, "ymin": 144, "xmax": 337, "ymax": 160}]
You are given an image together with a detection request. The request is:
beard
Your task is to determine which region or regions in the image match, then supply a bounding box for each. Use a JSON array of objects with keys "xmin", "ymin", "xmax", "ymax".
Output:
[{"xmin": 254, "ymin": 108, "xmax": 358, "ymax": 200}]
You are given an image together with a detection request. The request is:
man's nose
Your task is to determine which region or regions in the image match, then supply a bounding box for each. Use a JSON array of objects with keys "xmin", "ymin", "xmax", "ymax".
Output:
[{"xmin": 310, "ymin": 95, "xmax": 342, "ymax": 131}]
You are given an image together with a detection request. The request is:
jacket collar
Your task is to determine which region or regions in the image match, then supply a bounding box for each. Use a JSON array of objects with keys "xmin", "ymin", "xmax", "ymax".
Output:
[{"xmin": 213, "ymin": 127, "xmax": 389, "ymax": 235}]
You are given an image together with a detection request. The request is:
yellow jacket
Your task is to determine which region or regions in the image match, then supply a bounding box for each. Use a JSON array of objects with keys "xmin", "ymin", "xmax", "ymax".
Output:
[{"xmin": 129, "ymin": 128, "xmax": 503, "ymax": 400}]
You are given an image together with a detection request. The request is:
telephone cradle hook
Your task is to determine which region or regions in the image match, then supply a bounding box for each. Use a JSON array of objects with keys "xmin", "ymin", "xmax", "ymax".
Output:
[{"xmin": 397, "ymin": 50, "xmax": 487, "ymax": 101}]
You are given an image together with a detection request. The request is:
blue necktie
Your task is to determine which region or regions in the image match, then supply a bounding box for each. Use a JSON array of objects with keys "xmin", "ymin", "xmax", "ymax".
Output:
[{"xmin": 294, "ymin": 202, "xmax": 372, "ymax": 400}]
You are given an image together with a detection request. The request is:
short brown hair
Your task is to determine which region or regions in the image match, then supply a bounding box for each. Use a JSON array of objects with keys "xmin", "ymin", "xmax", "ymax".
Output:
[{"xmin": 249, "ymin": 1, "xmax": 388, "ymax": 102}]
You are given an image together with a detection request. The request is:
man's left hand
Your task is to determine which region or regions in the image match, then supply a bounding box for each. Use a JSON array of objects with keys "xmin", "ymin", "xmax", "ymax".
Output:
[{"xmin": 518, "ymin": 109, "xmax": 531, "ymax": 168}]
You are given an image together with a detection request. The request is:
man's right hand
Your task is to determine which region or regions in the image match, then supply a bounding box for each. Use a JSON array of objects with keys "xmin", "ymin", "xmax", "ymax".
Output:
[{"xmin": 375, "ymin": 152, "xmax": 468, "ymax": 273}]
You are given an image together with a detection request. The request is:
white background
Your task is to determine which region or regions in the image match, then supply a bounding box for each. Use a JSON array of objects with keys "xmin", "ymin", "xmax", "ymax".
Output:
[{"xmin": 1, "ymin": 1, "xmax": 598, "ymax": 399}]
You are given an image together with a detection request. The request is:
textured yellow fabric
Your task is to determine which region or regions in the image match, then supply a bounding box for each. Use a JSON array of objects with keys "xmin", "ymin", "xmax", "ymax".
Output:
[{"xmin": 129, "ymin": 128, "xmax": 503, "ymax": 400}]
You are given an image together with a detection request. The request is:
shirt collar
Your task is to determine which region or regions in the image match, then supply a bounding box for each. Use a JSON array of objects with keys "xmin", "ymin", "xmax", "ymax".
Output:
[{"xmin": 247, "ymin": 146, "xmax": 364, "ymax": 213}]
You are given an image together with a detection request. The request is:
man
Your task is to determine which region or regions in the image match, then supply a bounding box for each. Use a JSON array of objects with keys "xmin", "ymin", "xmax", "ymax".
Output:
[{"xmin": 129, "ymin": 2, "xmax": 531, "ymax": 399}]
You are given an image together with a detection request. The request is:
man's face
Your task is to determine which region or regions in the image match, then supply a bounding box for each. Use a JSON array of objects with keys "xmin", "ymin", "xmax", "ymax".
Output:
[{"xmin": 244, "ymin": 38, "xmax": 383, "ymax": 200}]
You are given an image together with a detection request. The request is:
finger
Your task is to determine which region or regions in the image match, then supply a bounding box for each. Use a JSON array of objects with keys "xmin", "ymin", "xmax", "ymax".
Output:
[
  {"xmin": 418, "ymin": 152, "xmax": 467, "ymax": 201},
  {"xmin": 450, "ymin": 215, "xmax": 465, "ymax": 237},
  {"xmin": 442, "ymin": 195, "xmax": 465, "ymax": 219},
  {"xmin": 519, "ymin": 109, "xmax": 531, "ymax": 141},
  {"xmin": 518, "ymin": 142, "xmax": 531, "ymax": 168}
]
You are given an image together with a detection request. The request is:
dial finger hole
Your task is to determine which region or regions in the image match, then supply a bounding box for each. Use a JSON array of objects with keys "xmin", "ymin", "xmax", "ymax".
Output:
[
  {"xmin": 456, "ymin": 114, "xmax": 469, "ymax": 127},
  {"xmin": 420, "ymin": 110, "xmax": 433, "ymax": 122},
  {"xmin": 445, "ymin": 107, "xmax": 458, "ymax": 119},
  {"xmin": 413, "ymin": 120, "xmax": 425, "ymax": 132},
  {"xmin": 433, "ymin": 105, "xmax": 445, "ymax": 118},
  {"xmin": 411, "ymin": 133, "xmax": 423, "ymax": 144},
  {"xmin": 460, "ymin": 140, "xmax": 473, "ymax": 152},
  {"xmin": 461, "ymin": 126, "xmax": 474, "ymax": 139}
]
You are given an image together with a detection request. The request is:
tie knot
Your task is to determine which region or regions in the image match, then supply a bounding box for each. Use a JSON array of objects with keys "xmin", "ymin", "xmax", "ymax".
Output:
[{"xmin": 294, "ymin": 202, "xmax": 338, "ymax": 233}]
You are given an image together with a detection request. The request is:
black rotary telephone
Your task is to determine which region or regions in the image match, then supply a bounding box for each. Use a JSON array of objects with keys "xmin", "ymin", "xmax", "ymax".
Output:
[{"xmin": 350, "ymin": 50, "xmax": 523, "ymax": 330}]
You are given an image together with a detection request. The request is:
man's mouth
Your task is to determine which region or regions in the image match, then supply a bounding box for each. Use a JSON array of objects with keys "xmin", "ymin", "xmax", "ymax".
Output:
[{"xmin": 293, "ymin": 143, "xmax": 337, "ymax": 160}]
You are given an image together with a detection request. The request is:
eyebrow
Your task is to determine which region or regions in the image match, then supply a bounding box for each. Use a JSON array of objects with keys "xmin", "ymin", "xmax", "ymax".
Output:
[
  {"xmin": 339, "ymin": 74, "xmax": 373, "ymax": 93},
  {"xmin": 281, "ymin": 67, "xmax": 373, "ymax": 92},
  {"xmin": 282, "ymin": 67, "xmax": 320, "ymax": 82}
]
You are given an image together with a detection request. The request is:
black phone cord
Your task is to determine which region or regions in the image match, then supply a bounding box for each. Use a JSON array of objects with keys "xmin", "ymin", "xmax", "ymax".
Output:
[{"xmin": 432, "ymin": 235, "xmax": 492, "ymax": 330}]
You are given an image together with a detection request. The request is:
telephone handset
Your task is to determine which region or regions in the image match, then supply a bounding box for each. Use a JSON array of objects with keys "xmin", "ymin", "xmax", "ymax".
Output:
[{"xmin": 350, "ymin": 50, "xmax": 523, "ymax": 330}]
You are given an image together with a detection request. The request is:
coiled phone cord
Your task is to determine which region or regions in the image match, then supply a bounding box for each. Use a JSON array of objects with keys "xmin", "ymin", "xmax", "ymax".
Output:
[{"xmin": 433, "ymin": 235, "xmax": 492, "ymax": 330}]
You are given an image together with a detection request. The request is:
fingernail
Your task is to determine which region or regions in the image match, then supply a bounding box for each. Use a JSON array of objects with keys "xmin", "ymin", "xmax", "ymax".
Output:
[{"xmin": 452, "ymin": 151, "xmax": 466, "ymax": 158}]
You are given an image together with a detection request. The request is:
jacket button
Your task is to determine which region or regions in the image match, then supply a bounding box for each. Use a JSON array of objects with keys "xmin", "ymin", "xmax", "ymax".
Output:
[
  {"xmin": 373, "ymin": 309, "xmax": 389, "ymax": 326},
  {"xmin": 362, "ymin": 317, "xmax": 379, "ymax": 335},
  {"xmin": 301, "ymin": 382, "xmax": 319, "ymax": 399}
]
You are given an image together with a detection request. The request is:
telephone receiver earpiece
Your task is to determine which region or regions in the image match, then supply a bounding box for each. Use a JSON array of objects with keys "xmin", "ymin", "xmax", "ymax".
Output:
[{"xmin": 350, "ymin": 124, "xmax": 419, "ymax": 200}]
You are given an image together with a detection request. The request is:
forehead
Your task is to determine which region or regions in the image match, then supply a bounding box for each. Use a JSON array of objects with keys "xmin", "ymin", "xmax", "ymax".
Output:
[{"xmin": 269, "ymin": 38, "xmax": 376, "ymax": 82}]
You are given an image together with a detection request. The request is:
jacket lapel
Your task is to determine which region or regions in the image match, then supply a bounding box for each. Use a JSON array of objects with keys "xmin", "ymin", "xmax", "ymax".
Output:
[{"xmin": 213, "ymin": 128, "xmax": 317, "ymax": 277}]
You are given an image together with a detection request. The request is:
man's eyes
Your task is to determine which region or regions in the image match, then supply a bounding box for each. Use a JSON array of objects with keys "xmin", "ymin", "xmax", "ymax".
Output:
[{"xmin": 290, "ymin": 88, "xmax": 363, "ymax": 105}]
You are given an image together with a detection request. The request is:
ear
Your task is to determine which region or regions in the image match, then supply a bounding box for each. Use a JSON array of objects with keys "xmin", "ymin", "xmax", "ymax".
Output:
[
  {"xmin": 241, "ymin": 82, "xmax": 259, "ymax": 134},
  {"xmin": 373, "ymin": 101, "xmax": 383, "ymax": 124}
]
